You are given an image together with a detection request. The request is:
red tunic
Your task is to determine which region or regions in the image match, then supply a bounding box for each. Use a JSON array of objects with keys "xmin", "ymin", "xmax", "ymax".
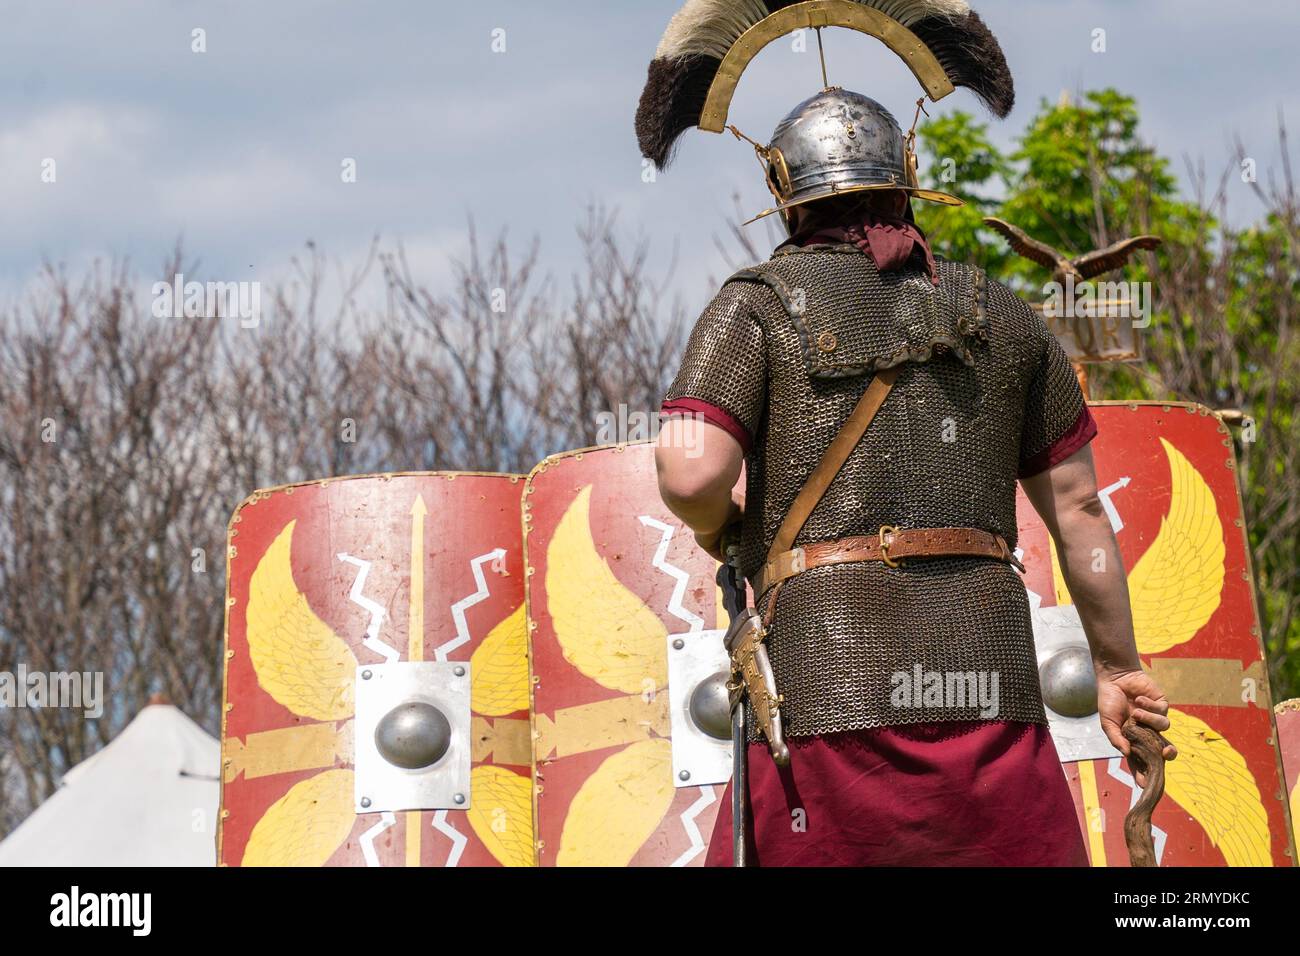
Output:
[{"xmin": 705, "ymin": 721, "xmax": 1089, "ymax": 867}]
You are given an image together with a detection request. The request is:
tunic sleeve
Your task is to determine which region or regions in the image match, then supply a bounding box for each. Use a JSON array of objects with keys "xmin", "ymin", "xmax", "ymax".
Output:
[
  {"xmin": 660, "ymin": 281, "xmax": 768, "ymax": 454},
  {"xmin": 1018, "ymin": 316, "xmax": 1097, "ymax": 478}
]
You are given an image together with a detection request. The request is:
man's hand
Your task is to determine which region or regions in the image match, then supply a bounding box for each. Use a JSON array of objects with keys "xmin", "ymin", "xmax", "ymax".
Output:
[
  {"xmin": 694, "ymin": 497, "xmax": 743, "ymax": 562},
  {"xmin": 1022, "ymin": 446, "xmax": 1177, "ymax": 788},
  {"xmin": 1097, "ymin": 668, "xmax": 1177, "ymax": 787}
]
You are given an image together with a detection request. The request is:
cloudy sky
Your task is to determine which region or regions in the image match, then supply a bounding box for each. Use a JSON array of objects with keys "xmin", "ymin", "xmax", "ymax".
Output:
[{"xmin": 3, "ymin": 0, "xmax": 1297, "ymax": 314}]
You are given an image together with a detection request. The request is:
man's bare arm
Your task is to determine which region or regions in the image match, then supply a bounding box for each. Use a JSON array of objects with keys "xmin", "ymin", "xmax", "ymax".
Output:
[
  {"xmin": 1021, "ymin": 445, "xmax": 1177, "ymax": 773},
  {"xmin": 655, "ymin": 417, "xmax": 744, "ymax": 560}
]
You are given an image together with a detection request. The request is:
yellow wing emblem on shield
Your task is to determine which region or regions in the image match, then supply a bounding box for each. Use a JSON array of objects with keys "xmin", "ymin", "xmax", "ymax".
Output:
[
  {"xmin": 466, "ymin": 765, "xmax": 535, "ymax": 867},
  {"xmin": 1128, "ymin": 438, "xmax": 1225, "ymax": 655},
  {"xmin": 241, "ymin": 768, "xmax": 356, "ymax": 866},
  {"xmin": 1163, "ymin": 708, "xmax": 1272, "ymax": 866},
  {"xmin": 471, "ymin": 603, "xmax": 530, "ymax": 716},
  {"xmin": 546, "ymin": 484, "xmax": 668, "ymax": 694},
  {"xmin": 556, "ymin": 739, "xmax": 676, "ymax": 866},
  {"xmin": 246, "ymin": 520, "xmax": 357, "ymax": 721}
]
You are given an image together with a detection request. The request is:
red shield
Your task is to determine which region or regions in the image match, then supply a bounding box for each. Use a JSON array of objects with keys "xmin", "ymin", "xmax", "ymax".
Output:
[
  {"xmin": 218, "ymin": 473, "xmax": 533, "ymax": 867},
  {"xmin": 221, "ymin": 404, "xmax": 1295, "ymax": 867},
  {"xmin": 1019, "ymin": 403, "xmax": 1294, "ymax": 866},
  {"xmin": 525, "ymin": 444, "xmax": 727, "ymax": 866},
  {"xmin": 525, "ymin": 404, "xmax": 1295, "ymax": 866}
]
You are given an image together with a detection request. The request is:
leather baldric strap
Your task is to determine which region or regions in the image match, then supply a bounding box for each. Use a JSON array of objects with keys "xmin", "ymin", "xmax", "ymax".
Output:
[
  {"xmin": 756, "ymin": 366, "xmax": 899, "ymax": 625},
  {"xmin": 765, "ymin": 366, "xmax": 900, "ymax": 564},
  {"xmin": 754, "ymin": 526, "xmax": 1025, "ymax": 599},
  {"xmin": 753, "ymin": 365, "xmax": 1023, "ymax": 611}
]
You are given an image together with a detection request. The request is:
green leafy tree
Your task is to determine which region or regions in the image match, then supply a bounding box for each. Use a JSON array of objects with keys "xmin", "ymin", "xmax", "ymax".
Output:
[{"xmin": 913, "ymin": 110, "xmax": 1013, "ymax": 272}]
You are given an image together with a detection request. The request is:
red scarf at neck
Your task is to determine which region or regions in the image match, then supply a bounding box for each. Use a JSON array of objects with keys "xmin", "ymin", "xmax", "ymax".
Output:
[{"xmin": 791, "ymin": 210, "xmax": 939, "ymax": 285}]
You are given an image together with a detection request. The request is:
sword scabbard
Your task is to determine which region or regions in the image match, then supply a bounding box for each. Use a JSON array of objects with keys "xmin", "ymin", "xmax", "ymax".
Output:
[{"xmin": 723, "ymin": 609, "xmax": 789, "ymax": 766}]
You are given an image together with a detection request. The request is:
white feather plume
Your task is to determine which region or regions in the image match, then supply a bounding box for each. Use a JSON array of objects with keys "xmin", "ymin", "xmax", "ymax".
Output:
[
  {"xmin": 655, "ymin": 0, "xmax": 972, "ymax": 61},
  {"xmin": 656, "ymin": 0, "xmax": 770, "ymax": 60}
]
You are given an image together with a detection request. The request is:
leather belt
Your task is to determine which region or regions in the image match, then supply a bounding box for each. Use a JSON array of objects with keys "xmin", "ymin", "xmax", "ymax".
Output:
[{"xmin": 753, "ymin": 525, "xmax": 1025, "ymax": 600}]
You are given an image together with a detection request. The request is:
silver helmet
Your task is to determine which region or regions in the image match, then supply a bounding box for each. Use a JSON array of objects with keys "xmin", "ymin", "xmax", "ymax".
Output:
[{"xmin": 747, "ymin": 88, "xmax": 961, "ymax": 229}]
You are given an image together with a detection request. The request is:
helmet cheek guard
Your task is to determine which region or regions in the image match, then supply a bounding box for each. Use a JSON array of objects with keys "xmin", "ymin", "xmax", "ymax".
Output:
[{"xmin": 763, "ymin": 146, "xmax": 797, "ymax": 232}]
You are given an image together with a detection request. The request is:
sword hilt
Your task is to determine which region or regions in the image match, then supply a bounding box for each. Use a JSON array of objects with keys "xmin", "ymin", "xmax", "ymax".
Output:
[{"xmin": 716, "ymin": 524, "xmax": 747, "ymax": 620}]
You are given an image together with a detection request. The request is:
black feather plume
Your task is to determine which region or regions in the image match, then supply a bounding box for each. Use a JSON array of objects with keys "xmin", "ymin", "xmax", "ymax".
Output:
[
  {"xmin": 911, "ymin": 11, "xmax": 1015, "ymax": 117},
  {"xmin": 635, "ymin": 2, "xmax": 1016, "ymax": 169},
  {"xmin": 636, "ymin": 54, "xmax": 721, "ymax": 170}
]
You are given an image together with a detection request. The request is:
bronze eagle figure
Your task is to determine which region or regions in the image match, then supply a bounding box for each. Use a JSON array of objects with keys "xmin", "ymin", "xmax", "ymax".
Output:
[{"xmin": 983, "ymin": 217, "xmax": 1162, "ymax": 287}]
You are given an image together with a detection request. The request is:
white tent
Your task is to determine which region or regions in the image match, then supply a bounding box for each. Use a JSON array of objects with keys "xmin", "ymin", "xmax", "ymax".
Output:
[{"xmin": 0, "ymin": 702, "xmax": 220, "ymax": 866}]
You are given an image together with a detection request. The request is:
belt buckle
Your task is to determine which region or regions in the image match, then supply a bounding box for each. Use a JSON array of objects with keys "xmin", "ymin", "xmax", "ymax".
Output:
[{"xmin": 878, "ymin": 524, "xmax": 905, "ymax": 568}]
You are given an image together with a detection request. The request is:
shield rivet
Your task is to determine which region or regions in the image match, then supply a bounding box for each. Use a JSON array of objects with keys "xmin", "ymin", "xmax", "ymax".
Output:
[
  {"xmin": 453, "ymin": 793, "xmax": 466, "ymax": 805},
  {"xmin": 361, "ymin": 669, "xmax": 373, "ymax": 680},
  {"xmin": 672, "ymin": 638, "xmax": 685, "ymax": 650},
  {"xmin": 374, "ymin": 700, "xmax": 451, "ymax": 770},
  {"xmin": 453, "ymin": 665, "xmax": 466, "ymax": 677},
  {"xmin": 689, "ymin": 671, "xmax": 734, "ymax": 741},
  {"xmin": 679, "ymin": 770, "xmax": 691, "ymax": 782},
  {"xmin": 360, "ymin": 797, "xmax": 372, "ymax": 809}
]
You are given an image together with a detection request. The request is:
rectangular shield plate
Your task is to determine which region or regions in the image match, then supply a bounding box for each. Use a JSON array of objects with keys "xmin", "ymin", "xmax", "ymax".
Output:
[
  {"xmin": 666, "ymin": 629, "xmax": 732, "ymax": 788},
  {"xmin": 1031, "ymin": 601, "xmax": 1120, "ymax": 763},
  {"xmin": 354, "ymin": 661, "xmax": 471, "ymax": 813}
]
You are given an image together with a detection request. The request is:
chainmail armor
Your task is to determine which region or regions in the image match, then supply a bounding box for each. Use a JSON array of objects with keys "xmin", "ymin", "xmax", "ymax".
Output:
[{"xmin": 665, "ymin": 243, "xmax": 1087, "ymax": 740}]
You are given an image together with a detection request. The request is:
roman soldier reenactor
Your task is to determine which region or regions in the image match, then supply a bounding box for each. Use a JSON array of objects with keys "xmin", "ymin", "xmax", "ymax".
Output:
[{"xmin": 641, "ymin": 0, "xmax": 1177, "ymax": 865}]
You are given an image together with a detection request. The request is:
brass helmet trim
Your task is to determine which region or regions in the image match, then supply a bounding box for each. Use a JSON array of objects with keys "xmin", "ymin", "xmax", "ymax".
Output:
[
  {"xmin": 766, "ymin": 146, "xmax": 793, "ymax": 202},
  {"xmin": 700, "ymin": 0, "xmax": 955, "ymax": 133},
  {"xmin": 745, "ymin": 182, "xmax": 963, "ymax": 227},
  {"xmin": 744, "ymin": 89, "xmax": 962, "ymax": 226}
]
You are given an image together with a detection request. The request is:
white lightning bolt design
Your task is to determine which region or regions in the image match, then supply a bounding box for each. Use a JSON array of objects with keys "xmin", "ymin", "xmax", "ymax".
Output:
[
  {"xmin": 669, "ymin": 785, "xmax": 717, "ymax": 867},
  {"xmin": 1098, "ymin": 477, "xmax": 1131, "ymax": 534},
  {"xmin": 436, "ymin": 547, "xmax": 506, "ymax": 661},
  {"xmin": 431, "ymin": 810, "xmax": 468, "ymax": 867},
  {"xmin": 359, "ymin": 811, "xmax": 397, "ymax": 867},
  {"xmin": 639, "ymin": 516, "xmax": 703, "ymax": 632},
  {"xmin": 338, "ymin": 552, "xmax": 398, "ymax": 663}
]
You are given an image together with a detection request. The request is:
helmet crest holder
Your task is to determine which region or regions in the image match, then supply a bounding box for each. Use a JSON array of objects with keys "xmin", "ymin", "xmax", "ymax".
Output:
[{"xmin": 636, "ymin": 0, "xmax": 1016, "ymax": 226}]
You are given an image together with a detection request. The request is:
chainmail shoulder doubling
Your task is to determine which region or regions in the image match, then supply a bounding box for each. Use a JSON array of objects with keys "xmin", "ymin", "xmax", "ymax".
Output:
[{"xmin": 666, "ymin": 245, "xmax": 1085, "ymax": 740}]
